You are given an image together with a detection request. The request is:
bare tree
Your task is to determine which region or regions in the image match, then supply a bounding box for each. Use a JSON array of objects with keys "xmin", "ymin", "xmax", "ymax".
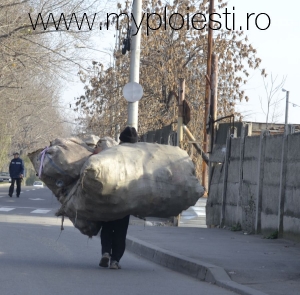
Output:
[
  {"xmin": 0, "ymin": 0, "xmax": 118, "ymax": 168},
  {"xmin": 74, "ymin": 0, "xmax": 264, "ymax": 176},
  {"xmin": 259, "ymin": 74, "xmax": 286, "ymax": 128}
]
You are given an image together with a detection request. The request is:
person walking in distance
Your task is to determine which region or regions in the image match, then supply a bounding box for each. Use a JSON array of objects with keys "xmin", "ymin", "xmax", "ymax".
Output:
[
  {"xmin": 8, "ymin": 152, "xmax": 24, "ymax": 198},
  {"xmin": 99, "ymin": 126, "xmax": 138, "ymax": 270}
]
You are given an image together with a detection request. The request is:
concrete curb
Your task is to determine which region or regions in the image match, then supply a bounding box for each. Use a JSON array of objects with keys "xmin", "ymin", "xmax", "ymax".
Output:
[{"xmin": 126, "ymin": 235, "xmax": 268, "ymax": 295}]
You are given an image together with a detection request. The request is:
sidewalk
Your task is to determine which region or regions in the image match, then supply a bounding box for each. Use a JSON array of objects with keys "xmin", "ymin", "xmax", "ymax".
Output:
[{"xmin": 126, "ymin": 223, "xmax": 300, "ymax": 295}]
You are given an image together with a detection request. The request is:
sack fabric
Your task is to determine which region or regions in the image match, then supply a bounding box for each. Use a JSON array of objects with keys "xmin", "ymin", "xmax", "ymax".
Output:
[
  {"xmin": 28, "ymin": 136, "xmax": 118, "ymax": 238},
  {"xmin": 58, "ymin": 142, "xmax": 204, "ymax": 222},
  {"xmin": 28, "ymin": 137, "xmax": 93, "ymax": 201}
]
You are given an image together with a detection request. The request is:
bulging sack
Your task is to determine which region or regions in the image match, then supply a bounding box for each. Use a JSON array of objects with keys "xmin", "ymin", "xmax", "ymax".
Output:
[
  {"xmin": 59, "ymin": 142, "xmax": 204, "ymax": 221},
  {"xmin": 28, "ymin": 137, "xmax": 94, "ymax": 200},
  {"xmin": 28, "ymin": 136, "xmax": 118, "ymax": 237}
]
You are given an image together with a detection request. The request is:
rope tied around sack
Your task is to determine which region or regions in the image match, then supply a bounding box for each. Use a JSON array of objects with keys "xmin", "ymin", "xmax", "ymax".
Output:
[{"xmin": 38, "ymin": 146, "xmax": 49, "ymax": 178}]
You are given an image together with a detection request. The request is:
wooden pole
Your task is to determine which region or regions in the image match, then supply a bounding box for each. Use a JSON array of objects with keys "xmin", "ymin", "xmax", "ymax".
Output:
[
  {"xmin": 210, "ymin": 54, "xmax": 218, "ymax": 153},
  {"xmin": 183, "ymin": 125, "xmax": 209, "ymax": 164},
  {"xmin": 175, "ymin": 78, "xmax": 185, "ymax": 227},
  {"xmin": 208, "ymin": 54, "xmax": 218, "ymax": 190},
  {"xmin": 202, "ymin": 0, "xmax": 214, "ymax": 190},
  {"xmin": 177, "ymin": 78, "xmax": 185, "ymax": 147}
]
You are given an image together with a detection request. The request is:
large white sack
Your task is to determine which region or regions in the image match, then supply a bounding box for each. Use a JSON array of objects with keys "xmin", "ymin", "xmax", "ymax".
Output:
[
  {"xmin": 96, "ymin": 136, "xmax": 119, "ymax": 150},
  {"xmin": 28, "ymin": 137, "xmax": 94, "ymax": 201},
  {"xmin": 83, "ymin": 134, "xmax": 100, "ymax": 148},
  {"xmin": 58, "ymin": 142, "xmax": 204, "ymax": 221},
  {"xmin": 28, "ymin": 136, "xmax": 118, "ymax": 201},
  {"xmin": 28, "ymin": 136, "xmax": 118, "ymax": 237}
]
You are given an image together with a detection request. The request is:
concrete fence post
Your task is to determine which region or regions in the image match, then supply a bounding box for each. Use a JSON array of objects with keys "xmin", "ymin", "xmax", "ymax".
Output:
[
  {"xmin": 278, "ymin": 126, "xmax": 291, "ymax": 236},
  {"xmin": 236, "ymin": 124, "xmax": 247, "ymax": 225},
  {"xmin": 255, "ymin": 130, "xmax": 270, "ymax": 234},
  {"xmin": 220, "ymin": 131, "xmax": 231, "ymax": 227}
]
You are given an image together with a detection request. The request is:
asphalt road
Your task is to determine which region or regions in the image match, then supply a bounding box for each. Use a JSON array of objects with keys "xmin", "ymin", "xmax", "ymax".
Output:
[
  {"xmin": 0, "ymin": 184, "xmax": 60, "ymax": 217},
  {"xmin": 0, "ymin": 185, "xmax": 238, "ymax": 295}
]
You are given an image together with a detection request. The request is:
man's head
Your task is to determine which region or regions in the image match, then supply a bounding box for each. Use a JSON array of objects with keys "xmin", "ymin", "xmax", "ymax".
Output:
[
  {"xmin": 119, "ymin": 127, "xmax": 138, "ymax": 143},
  {"xmin": 13, "ymin": 152, "xmax": 20, "ymax": 158}
]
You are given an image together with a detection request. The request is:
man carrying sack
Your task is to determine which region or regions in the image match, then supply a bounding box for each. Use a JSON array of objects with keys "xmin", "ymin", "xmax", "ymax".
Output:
[{"xmin": 99, "ymin": 126, "xmax": 138, "ymax": 270}]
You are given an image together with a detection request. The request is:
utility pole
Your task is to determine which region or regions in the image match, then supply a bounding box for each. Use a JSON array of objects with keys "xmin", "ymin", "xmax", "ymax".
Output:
[
  {"xmin": 283, "ymin": 89, "xmax": 289, "ymax": 134},
  {"xmin": 210, "ymin": 54, "xmax": 218, "ymax": 153},
  {"xmin": 177, "ymin": 78, "xmax": 185, "ymax": 147},
  {"xmin": 209, "ymin": 54, "xmax": 218, "ymax": 188},
  {"xmin": 127, "ymin": 0, "xmax": 142, "ymax": 131},
  {"xmin": 202, "ymin": 0, "xmax": 214, "ymax": 190}
]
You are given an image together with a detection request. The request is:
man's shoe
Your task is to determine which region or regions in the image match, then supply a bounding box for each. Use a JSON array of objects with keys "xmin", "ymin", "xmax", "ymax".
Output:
[
  {"xmin": 99, "ymin": 253, "xmax": 110, "ymax": 267},
  {"xmin": 8, "ymin": 194, "xmax": 12, "ymax": 197},
  {"xmin": 110, "ymin": 260, "xmax": 121, "ymax": 269},
  {"xmin": 16, "ymin": 195, "xmax": 19, "ymax": 198}
]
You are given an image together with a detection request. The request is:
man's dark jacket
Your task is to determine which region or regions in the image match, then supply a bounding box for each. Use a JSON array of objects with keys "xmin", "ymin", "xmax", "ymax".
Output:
[{"xmin": 9, "ymin": 158, "xmax": 24, "ymax": 178}]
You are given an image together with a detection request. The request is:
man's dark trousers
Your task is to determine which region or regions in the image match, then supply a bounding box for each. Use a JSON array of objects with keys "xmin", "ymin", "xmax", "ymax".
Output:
[
  {"xmin": 9, "ymin": 178, "xmax": 22, "ymax": 197},
  {"xmin": 101, "ymin": 215, "xmax": 130, "ymax": 262}
]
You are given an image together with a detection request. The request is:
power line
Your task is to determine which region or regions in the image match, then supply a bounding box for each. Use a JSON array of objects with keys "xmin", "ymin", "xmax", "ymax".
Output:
[{"xmin": 289, "ymin": 101, "xmax": 300, "ymax": 108}]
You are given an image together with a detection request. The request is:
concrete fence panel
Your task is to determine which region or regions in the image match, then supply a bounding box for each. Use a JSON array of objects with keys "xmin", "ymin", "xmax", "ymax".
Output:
[
  {"xmin": 206, "ymin": 164, "xmax": 224, "ymax": 226},
  {"xmin": 207, "ymin": 129, "xmax": 300, "ymax": 239},
  {"xmin": 261, "ymin": 135, "xmax": 283, "ymax": 234},
  {"xmin": 223, "ymin": 138, "xmax": 241, "ymax": 226},
  {"xmin": 284, "ymin": 132, "xmax": 300, "ymax": 239},
  {"xmin": 241, "ymin": 136, "xmax": 260, "ymax": 233}
]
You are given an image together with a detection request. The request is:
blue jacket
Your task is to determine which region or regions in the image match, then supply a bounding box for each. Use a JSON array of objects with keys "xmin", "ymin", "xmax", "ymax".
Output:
[{"xmin": 9, "ymin": 157, "xmax": 24, "ymax": 178}]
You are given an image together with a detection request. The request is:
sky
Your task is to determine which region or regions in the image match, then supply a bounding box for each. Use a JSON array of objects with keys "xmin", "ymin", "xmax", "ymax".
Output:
[
  {"xmin": 62, "ymin": 0, "xmax": 300, "ymax": 125},
  {"xmin": 228, "ymin": 0, "xmax": 300, "ymax": 124}
]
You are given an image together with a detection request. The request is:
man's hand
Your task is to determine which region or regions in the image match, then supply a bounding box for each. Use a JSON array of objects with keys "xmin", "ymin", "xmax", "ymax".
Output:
[{"xmin": 20, "ymin": 174, "xmax": 23, "ymax": 178}]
